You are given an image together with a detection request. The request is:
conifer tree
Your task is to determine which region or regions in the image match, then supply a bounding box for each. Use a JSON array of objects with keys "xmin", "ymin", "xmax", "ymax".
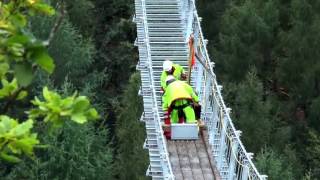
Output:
[
  {"xmin": 229, "ymin": 69, "xmax": 273, "ymax": 152},
  {"xmin": 256, "ymin": 147, "xmax": 294, "ymax": 180},
  {"xmin": 115, "ymin": 73, "xmax": 149, "ymax": 180}
]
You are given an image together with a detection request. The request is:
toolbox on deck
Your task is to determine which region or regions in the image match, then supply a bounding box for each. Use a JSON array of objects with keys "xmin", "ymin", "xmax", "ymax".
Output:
[{"xmin": 170, "ymin": 123, "xmax": 199, "ymax": 140}]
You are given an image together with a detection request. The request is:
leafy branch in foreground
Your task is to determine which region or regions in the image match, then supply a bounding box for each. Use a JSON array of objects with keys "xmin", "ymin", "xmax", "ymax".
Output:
[
  {"xmin": 0, "ymin": 116, "xmax": 39, "ymax": 163},
  {"xmin": 0, "ymin": 0, "xmax": 99, "ymax": 163},
  {"xmin": 29, "ymin": 87, "xmax": 99, "ymax": 128}
]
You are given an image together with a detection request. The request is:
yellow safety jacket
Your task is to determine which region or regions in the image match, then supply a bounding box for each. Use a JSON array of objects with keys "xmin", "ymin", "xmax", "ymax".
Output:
[
  {"xmin": 162, "ymin": 80, "xmax": 199, "ymax": 111},
  {"xmin": 160, "ymin": 64, "xmax": 185, "ymax": 91}
]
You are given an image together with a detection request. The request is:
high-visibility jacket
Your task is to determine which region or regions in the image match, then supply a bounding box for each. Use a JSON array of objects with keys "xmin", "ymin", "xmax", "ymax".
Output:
[
  {"xmin": 160, "ymin": 64, "xmax": 185, "ymax": 91},
  {"xmin": 162, "ymin": 80, "xmax": 199, "ymax": 111}
]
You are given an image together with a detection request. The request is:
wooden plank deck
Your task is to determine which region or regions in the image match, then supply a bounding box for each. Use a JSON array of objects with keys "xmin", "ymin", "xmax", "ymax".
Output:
[{"xmin": 167, "ymin": 130, "xmax": 219, "ymax": 180}]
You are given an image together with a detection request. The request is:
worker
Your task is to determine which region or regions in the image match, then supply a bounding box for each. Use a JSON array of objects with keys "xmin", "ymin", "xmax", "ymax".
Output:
[
  {"xmin": 162, "ymin": 75, "xmax": 199, "ymax": 125},
  {"xmin": 160, "ymin": 60, "xmax": 186, "ymax": 91}
]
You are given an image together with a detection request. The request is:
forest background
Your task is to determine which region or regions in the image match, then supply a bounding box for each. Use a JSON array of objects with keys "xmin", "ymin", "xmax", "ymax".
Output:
[{"xmin": 1, "ymin": 0, "xmax": 319, "ymax": 180}]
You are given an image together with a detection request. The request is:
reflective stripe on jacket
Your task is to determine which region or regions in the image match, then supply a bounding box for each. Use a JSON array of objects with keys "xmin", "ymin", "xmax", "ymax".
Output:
[
  {"xmin": 160, "ymin": 64, "xmax": 185, "ymax": 90},
  {"xmin": 162, "ymin": 80, "xmax": 199, "ymax": 111}
]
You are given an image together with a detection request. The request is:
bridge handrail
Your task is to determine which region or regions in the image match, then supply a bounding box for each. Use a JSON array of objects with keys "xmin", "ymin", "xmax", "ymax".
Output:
[
  {"xmin": 185, "ymin": 0, "xmax": 268, "ymax": 179},
  {"xmin": 140, "ymin": 0, "xmax": 174, "ymax": 178}
]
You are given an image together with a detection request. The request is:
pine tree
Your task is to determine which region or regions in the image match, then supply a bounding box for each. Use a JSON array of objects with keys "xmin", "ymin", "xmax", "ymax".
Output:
[
  {"xmin": 92, "ymin": 0, "xmax": 137, "ymax": 93},
  {"xmin": 115, "ymin": 73, "xmax": 149, "ymax": 180},
  {"xmin": 31, "ymin": 16, "xmax": 96, "ymax": 89},
  {"xmin": 277, "ymin": 0, "xmax": 320, "ymax": 126},
  {"xmin": 256, "ymin": 147, "xmax": 294, "ymax": 180},
  {"xmin": 2, "ymin": 122, "xmax": 114, "ymax": 180},
  {"xmin": 198, "ymin": 0, "xmax": 320, "ymax": 177},
  {"xmin": 229, "ymin": 69, "xmax": 273, "ymax": 152},
  {"xmin": 197, "ymin": 0, "xmax": 231, "ymax": 45},
  {"xmin": 215, "ymin": 0, "xmax": 280, "ymax": 85}
]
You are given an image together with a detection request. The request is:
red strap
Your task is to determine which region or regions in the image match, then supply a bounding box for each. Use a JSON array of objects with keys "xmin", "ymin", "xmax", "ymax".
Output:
[{"xmin": 188, "ymin": 35, "xmax": 196, "ymax": 67}]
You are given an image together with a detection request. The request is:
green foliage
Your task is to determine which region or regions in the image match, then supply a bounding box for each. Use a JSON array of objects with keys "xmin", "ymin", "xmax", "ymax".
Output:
[
  {"xmin": 304, "ymin": 129, "xmax": 320, "ymax": 178},
  {"xmin": 228, "ymin": 69, "xmax": 273, "ymax": 152},
  {"xmin": 216, "ymin": 0, "xmax": 280, "ymax": 82},
  {"xmin": 256, "ymin": 147, "xmax": 294, "ymax": 180},
  {"xmin": 0, "ymin": 116, "xmax": 39, "ymax": 163},
  {"xmin": 0, "ymin": 78, "xmax": 19, "ymax": 98},
  {"xmin": 197, "ymin": 0, "xmax": 230, "ymax": 45},
  {"xmin": 31, "ymin": 16, "xmax": 96, "ymax": 87},
  {"xmin": 0, "ymin": 0, "xmax": 100, "ymax": 164},
  {"xmin": 29, "ymin": 87, "xmax": 99, "ymax": 128},
  {"xmin": 63, "ymin": 0, "xmax": 95, "ymax": 36},
  {"xmin": 1, "ymin": 0, "xmax": 145, "ymax": 178},
  {"xmin": 93, "ymin": 0, "xmax": 137, "ymax": 93},
  {"xmin": 2, "ymin": 122, "xmax": 114, "ymax": 180},
  {"xmin": 309, "ymin": 97, "xmax": 320, "ymax": 131},
  {"xmin": 199, "ymin": 0, "xmax": 320, "ymax": 177},
  {"xmin": 0, "ymin": 1, "xmax": 55, "ymax": 89},
  {"xmin": 115, "ymin": 73, "xmax": 149, "ymax": 180}
]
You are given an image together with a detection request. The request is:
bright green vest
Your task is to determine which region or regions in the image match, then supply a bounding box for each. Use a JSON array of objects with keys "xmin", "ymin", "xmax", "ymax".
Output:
[
  {"xmin": 160, "ymin": 64, "xmax": 185, "ymax": 90},
  {"xmin": 162, "ymin": 80, "xmax": 199, "ymax": 110}
]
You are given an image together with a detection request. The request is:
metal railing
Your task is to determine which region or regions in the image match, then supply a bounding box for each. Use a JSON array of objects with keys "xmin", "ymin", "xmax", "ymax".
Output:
[
  {"xmin": 186, "ymin": 0, "xmax": 268, "ymax": 179},
  {"xmin": 136, "ymin": 0, "xmax": 174, "ymax": 179}
]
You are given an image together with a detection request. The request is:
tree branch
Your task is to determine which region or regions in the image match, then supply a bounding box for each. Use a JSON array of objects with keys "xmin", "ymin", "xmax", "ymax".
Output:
[
  {"xmin": 44, "ymin": 1, "xmax": 66, "ymax": 47},
  {"xmin": 1, "ymin": 87, "xmax": 24, "ymax": 114}
]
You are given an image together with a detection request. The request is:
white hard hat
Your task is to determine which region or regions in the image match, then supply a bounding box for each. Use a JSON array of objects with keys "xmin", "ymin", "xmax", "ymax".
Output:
[
  {"xmin": 165, "ymin": 75, "xmax": 175, "ymax": 84},
  {"xmin": 163, "ymin": 60, "xmax": 173, "ymax": 71}
]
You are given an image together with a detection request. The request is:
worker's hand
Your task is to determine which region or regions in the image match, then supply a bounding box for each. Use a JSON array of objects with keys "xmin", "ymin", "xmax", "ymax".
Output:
[
  {"xmin": 194, "ymin": 102, "xmax": 200, "ymax": 107},
  {"xmin": 160, "ymin": 87, "xmax": 164, "ymax": 95},
  {"xmin": 164, "ymin": 111, "xmax": 169, "ymax": 119},
  {"xmin": 181, "ymin": 73, "xmax": 187, "ymax": 80}
]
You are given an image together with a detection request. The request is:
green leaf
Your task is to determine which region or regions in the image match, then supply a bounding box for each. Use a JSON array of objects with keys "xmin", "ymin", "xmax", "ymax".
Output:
[
  {"xmin": 0, "ymin": 116, "xmax": 39, "ymax": 163},
  {"xmin": 0, "ymin": 78, "xmax": 18, "ymax": 98},
  {"xmin": 14, "ymin": 63, "xmax": 33, "ymax": 87},
  {"xmin": 71, "ymin": 113, "xmax": 87, "ymax": 124},
  {"xmin": 9, "ymin": 43, "xmax": 25, "ymax": 57},
  {"xmin": 34, "ymin": 51, "xmax": 55, "ymax": 74},
  {"xmin": 0, "ymin": 63, "xmax": 9, "ymax": 78},
  {"xmin": 60, "ymin": 97, "xmax": 74, "ymax": 108},
  {"xmin": 0, "ymin": 115, "xmax": 18, "ymax": 132},
  {"xmin": 10, "ymin": 119, "xmax": 33, "ymax": 137},
  {"xmin": 0, "ymin": 152, "xmax": 21, "ymax": 163},
  {"xmin": 17, "ymin": 90, "xmax": 28, "ymax": 100},
  {"xmin": 32, "ymin": 3, "xmax": 55, "ymax": 16},
  {"xmin": 73, "ymin": 96, "xmax": 90, "ymax": 112},
  {"xmin": 7, "ymin": 35, "xmax": 30, "ymax": 45},
  {"xmin": 30, "ymin": 87, "xmax": 99, "ymax": 128},
  {"xmin": 60, "ymin": 109, "xmax": 72, "ymax": 116},
  {"xmin": 8, "ymin": 143, "xmax": 22, "ymax": 154},
  {"xmin": 87, "ymin": 108, "xmax": 99, "ymax": 119},
  {"xmin": 44, "ymin": 113, "xmax": 56, "ymax": 123},
  {"xmin": 9, "ymin": 14, "xmax": 27, "ymax": 27},
  {"xmin": 42, "ymin": 86, "xmax": 51, "ymax": 101},
  {"xmin": 14, "ymin": 136, "xmax": 39, "ymax": 155}
]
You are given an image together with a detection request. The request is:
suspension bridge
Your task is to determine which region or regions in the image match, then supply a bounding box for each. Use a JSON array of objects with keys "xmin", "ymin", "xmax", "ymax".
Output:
[{"xmin": 133, "ymin": 0, "xmax": 268, "ymax": 179}]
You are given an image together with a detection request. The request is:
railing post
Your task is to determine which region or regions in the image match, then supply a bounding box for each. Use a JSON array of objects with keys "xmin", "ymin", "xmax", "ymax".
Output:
[
  {"xmin": 217, "ymin": 108, "xmax": 227, "ymax": 170},
  {"xmin": 195, "ymin": 62, "xmax": 203, "ymax": 94},
  {"xmin": 241, "ymin": 160, "xmax": 249, "ymax": 180},
  {"xmin": 203, "ymin": 78, "xmax": 212, "ymax": 124},
  {"xmin": 228, "ymin": 132, "xmax": 240, "ymax": 180}
]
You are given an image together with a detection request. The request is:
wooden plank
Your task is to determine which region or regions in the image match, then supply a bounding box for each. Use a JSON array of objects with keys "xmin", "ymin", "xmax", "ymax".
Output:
[
  {"xmin": 202, "ymin": 130, "xmax": 222, "ymax": 180},
  {"xmin": 194, "ymin": 139, "xmax": 215, "ymax": 180},
  {"xmin": 167, "ymin": 140, "xmax": 183, "ymax": 180},
  {"xmin": 186, "ymin": 141, "xmax": 205, "ymax": 180},
  {"xmin": 167, "ymin": 130, "xmax": 219, "ymax": 180},
  {"xmin": 176, "ymin": 141, "xmax": 194, "ymax": 180}
]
